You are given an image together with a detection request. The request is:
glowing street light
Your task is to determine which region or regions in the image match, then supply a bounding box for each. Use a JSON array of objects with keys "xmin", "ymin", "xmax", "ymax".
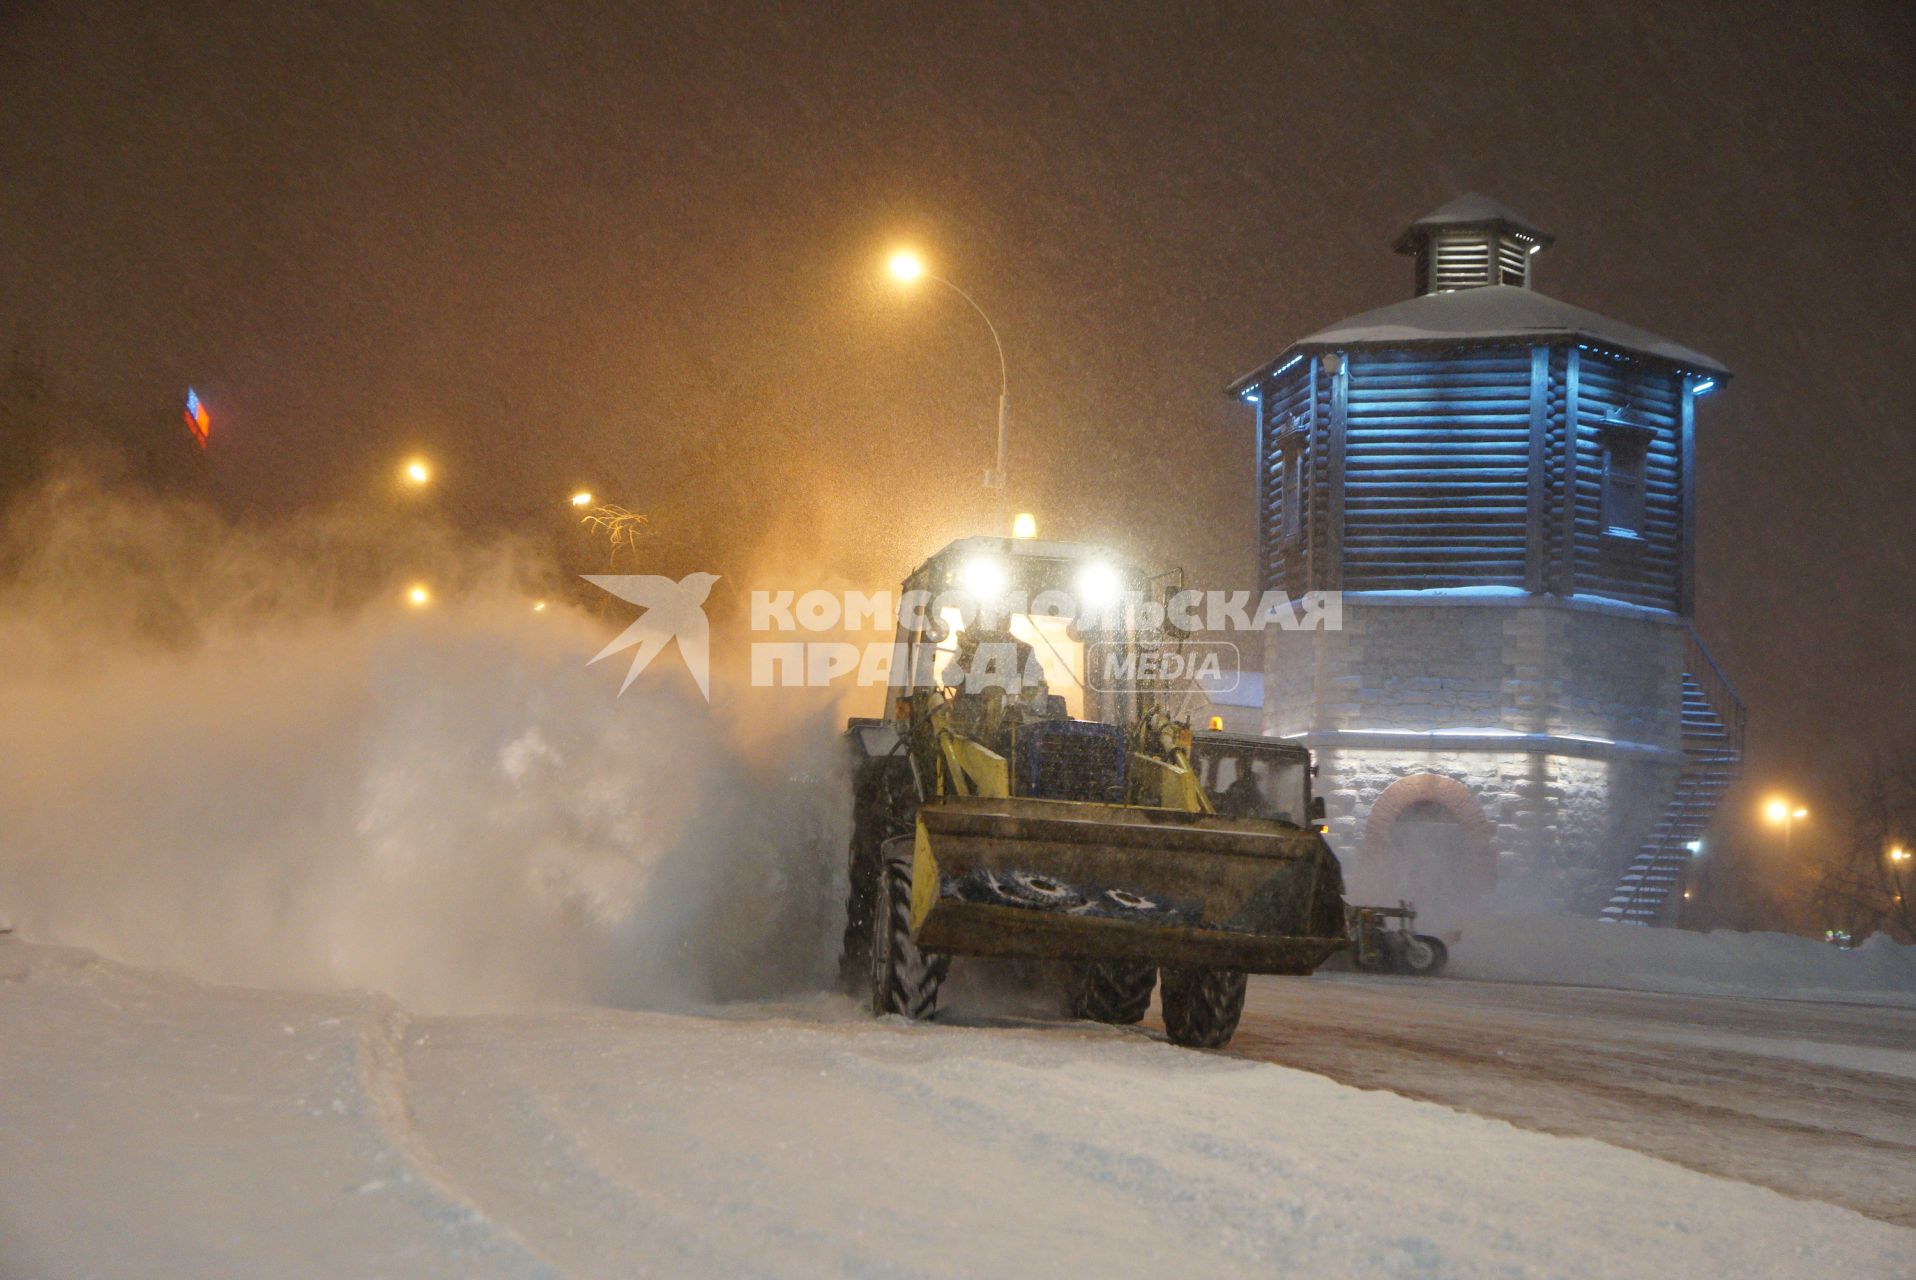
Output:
[
  {"xmin": 1764, "ymin": 796, "xmax": 1809, "ymax": 855},
  {"xmin": 1763, "ymin": 798, "xmax": 1807, "ymax": 824},
  {"xmin": 405, "ymin": 583, "xmax": 432, "ymax": 608},
  {"xmin": 887, "ymin": 249, "xmax": 926, "ymax": 283},
  {"xmin": 885, "ymin": 246, "xmax": 1010, "ymax": 526},
  {"xmin": 1891, "ymin": 847, "xmax": 1911, "ymax": 864},
  {"xmin": 401, "ymin": 457, "xmax": 433, "ymax": 488},
  {"xmin": 569, "ymin": 490, "xmax": 594, "ymax": 508},
  {"xmin": 1011, "ymin": 511, "xmax": 1037, "ymax": 539}
]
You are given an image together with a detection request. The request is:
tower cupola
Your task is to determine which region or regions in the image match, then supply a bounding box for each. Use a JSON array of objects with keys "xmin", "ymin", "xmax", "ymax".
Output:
[{"xmin": 1394, "ymin": 194, "xmax": 1554, "ymax": 295}]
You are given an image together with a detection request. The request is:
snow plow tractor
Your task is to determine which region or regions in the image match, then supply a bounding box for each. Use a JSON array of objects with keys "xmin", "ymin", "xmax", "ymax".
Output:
[
  {"xmin": 836, "ymin": 536, "xmax": 1347, "ymax": 1049},
  {"xmin": 1347, "ymin": 902, "xmax": 1449, "ymax": 976}
]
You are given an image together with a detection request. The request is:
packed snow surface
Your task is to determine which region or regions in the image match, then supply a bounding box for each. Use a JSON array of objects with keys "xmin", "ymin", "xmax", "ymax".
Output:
[
  {"xmin": 3, "ymin": 939, "xmax": 1910, "ymax": 1279},
  {"xmin": 1232, "ymin": 973, "xmax": 1916, "ymax": 1223},
  {"xmin": 1447, "ymin": 914, "xmax": 1916, "ymax": 1008}
]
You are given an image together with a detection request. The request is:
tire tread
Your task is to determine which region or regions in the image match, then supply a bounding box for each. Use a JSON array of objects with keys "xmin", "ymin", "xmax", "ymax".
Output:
[
  {"xmin": 1158, "ymin": 967, "xmax": 1247, "ymax": 1049},
  {"xmin": 873, "ymin": 839, "xmax": 947, "ymax": 1020},
  {"xmin": 1070, "ymin": 962, "xmax": 1157, "ymax": 1025}
]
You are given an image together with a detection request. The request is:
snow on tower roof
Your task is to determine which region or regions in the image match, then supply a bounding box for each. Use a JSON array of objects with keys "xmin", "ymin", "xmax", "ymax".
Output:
[
  {"xmin": 1228, "ymin": 284, "xmax": 1729, "ymax": 393},
  {"xmin": 1392, "ymin": 194, "xmax": 1554, "ymax": 253}
]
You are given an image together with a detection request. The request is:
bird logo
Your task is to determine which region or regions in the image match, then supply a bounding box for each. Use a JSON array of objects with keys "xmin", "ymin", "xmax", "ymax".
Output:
[{"xmin": 582, "ymin": 572, "xmax": 720, "ymax": 700}]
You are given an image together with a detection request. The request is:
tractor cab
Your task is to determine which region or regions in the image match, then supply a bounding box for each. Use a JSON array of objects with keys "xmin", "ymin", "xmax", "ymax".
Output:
[
  {"xmin": 872, "ymin": 536, "xmax": 1203, "ymax": 808},
  {"xmin": 1191, "ymin": 731, "xmax": 1325, "ymax": 829},
  {"xmin": 890, "ymin": 535, "xmax": 1146, "ymax": 717}
]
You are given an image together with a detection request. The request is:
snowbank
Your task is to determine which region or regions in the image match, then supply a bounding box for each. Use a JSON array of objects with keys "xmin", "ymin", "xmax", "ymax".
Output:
[
  {"xmin": 1449, "ymin": 915, "xmax": 1916, "ymax": 1007},
  {"xmin": 2, "ymin": 939, "xmax": 1910, "ymax": 1279}
]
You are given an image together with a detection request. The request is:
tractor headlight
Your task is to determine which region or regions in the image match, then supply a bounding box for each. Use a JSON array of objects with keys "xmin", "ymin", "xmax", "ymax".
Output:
[
  {"xmin": 1075, "ymin": 560, "xmax": 1123, "ymax": 613},
  {"xmin": 958, "ymin": 554, "xmax": 1009, "ymax": 605}
]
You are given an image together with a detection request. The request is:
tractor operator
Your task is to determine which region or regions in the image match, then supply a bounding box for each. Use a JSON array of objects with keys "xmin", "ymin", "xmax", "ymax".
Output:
[{"xmin": 942, "ymin": 625, "xmax": 1052, "ymax": 742}]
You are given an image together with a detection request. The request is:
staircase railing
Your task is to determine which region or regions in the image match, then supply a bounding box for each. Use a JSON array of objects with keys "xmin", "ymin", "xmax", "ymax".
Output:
[
  {"xmin": 1602, "ymin": 628, "xmax": 1747, "ymax": 925},
  {"xmin": 1683, "ymin": 624, "xmax": 1745, "ymax": 775}
]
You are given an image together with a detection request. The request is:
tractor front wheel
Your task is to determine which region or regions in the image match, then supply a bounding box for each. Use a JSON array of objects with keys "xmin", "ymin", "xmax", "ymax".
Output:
[
  {"xmin": 870, "ymin": 836, "xmax": 948, "ymax": 1020},
  {"xmin": 1069, "ymin": 961, "xmax": 1157, "ymax": 1025},
  {"xmin": 1158, "ymin": 967, "xmax": 1247, "ymax": 1049}
]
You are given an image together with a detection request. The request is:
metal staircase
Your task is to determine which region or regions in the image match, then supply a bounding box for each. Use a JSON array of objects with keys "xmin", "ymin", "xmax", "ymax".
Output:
[{"xmin": 1601, "ymin": 629, "xmax": 1745, "ymax": 925}]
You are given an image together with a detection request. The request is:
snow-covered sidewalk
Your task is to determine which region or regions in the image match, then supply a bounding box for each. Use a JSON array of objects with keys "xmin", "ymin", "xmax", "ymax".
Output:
[
  {"xmin": 1447, "ymin": 914, "xmax": 1916, "ymax": 1008},
  {"xmin": 2, "ymin": 939, "xmax": 1910, "ymax": 1279}
]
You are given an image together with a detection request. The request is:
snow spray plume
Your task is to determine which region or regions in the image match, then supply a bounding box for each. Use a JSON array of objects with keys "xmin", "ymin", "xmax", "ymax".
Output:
[{"xmin": 0, "ymin": 479, "xmax": 844, "ymax": 1012}]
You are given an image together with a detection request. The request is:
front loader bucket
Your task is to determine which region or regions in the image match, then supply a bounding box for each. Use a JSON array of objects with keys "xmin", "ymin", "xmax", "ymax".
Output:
[{"xmin": 909, "ymin": 796, "xmax": 1347, "ymax": 975}]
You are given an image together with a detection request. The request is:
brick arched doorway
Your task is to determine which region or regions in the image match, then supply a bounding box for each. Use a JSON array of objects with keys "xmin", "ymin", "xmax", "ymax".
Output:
[{"xmin": 1358, "ymin": 773, "xmax": 1498, "ymax": 923}]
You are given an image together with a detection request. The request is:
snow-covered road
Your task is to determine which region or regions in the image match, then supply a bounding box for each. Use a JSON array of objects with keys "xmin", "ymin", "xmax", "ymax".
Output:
[
  {"xmin": 1225, "ymin": 973, "xmax": 1916, "ymax": 1227},
  {"xmin": 4, "ymin": 940, "xmax": 1913, "ymax": 1279}
]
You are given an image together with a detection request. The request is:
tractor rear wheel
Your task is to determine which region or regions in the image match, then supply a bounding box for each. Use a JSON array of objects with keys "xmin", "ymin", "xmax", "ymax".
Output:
[
  {"xmin": 1158, "ymin": 967, "xmax": 1247, "ymax": 1049},
  {"xmin": 1069, "ymin": 961, "xmax": 1157, "ymax": 1025},
  {"xmin": 870, "ymin": 836, "xmax": 948, "ymax": 1020}
]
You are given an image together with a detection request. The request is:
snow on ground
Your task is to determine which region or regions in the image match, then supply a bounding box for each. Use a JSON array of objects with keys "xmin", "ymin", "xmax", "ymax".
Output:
[
  {"xmin": 1447, "ymin": 914, "xmax": 1916, "ymax": 1008},
  {"xmin": 3, "ymin": 938, "xmax": 1911, "ymax": 1280},
  {"xmin": 1230, "ymin": 974, "xmax": 1916, "ymax": 1224}
]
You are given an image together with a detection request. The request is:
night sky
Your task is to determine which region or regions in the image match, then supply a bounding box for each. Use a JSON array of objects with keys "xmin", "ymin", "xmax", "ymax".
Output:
[{"xmin": 4, "ymin": 1, "xmax": 1913, "ymax": 862}]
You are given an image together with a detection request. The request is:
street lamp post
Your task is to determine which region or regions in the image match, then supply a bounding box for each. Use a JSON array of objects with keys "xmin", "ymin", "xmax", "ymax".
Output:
[
  {"xmin": 888, "ymin": 249, "xmax": 1010, "ymax": 530},
  {"xmin": 1764, "ymin": 797, "xmax": 1809, "ymax": 856}
]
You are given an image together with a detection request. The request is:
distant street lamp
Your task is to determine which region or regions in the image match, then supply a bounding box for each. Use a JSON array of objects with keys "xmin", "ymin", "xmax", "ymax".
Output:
[
  {"xmin": 887, "ymin": 248, "xmax": 1011, "ymax": 530},
  {"xmin": 401, "ymin": 457, "xmax": 433, "ymax": 488},
  {"xmin": 887, "ymin": 251, "xmax": 925, "ymax": 284},
  {"xmin": 405, "ymin": 583, "xmax": 432, "ymax": 608},
  {"xmin": 570, "ymin": 490, "xmax": 594, "ymax": 508},
  {"xmin": 1764, "ymin": 796, "xmax": 1809, "ymax": 855}
]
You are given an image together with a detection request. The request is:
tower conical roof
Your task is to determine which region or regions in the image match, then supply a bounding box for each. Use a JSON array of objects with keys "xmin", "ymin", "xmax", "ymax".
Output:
[{"xmin": 1227, "ymin": 285, "xmax": 1728, "ymax": 394}]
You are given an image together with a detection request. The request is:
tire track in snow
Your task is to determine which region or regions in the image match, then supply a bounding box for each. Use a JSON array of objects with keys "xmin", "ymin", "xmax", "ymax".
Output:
[{"xmin": 344, "ymin": 993, "xmax": 573, "ymax": 1278}]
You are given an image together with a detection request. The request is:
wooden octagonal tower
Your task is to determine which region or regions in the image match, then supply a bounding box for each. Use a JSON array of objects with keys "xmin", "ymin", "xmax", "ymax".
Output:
[{"xmin": 1230, "ymin": 195, "xmax": 1744, "ymax": 926}]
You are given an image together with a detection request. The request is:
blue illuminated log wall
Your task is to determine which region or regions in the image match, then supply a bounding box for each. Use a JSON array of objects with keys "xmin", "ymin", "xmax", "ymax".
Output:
[{"xmin": 1257, "ymin": 343, "xmax": 1695, "ymax": 613}]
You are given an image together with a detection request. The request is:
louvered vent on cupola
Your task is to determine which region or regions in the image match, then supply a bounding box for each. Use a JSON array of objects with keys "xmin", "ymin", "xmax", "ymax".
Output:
[
  {"xmin": 1431, "ymin": 231, "xmax": 1491, "ymax": 290},
  {"xmin": 1495, "ymin": 235, "xmax": 1529, "ymax": 286},
  {"xmin": 1395, "ymin": 194, "xmax": 1554, "ymax": 297}
]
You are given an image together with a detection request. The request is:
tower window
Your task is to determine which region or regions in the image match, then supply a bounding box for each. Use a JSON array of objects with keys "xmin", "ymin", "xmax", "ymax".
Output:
[
  {"xmin": 1279, "ymin": 437, "xmax": 1304, "ymax": 542},
  {"xmin": 1601, "ymin": 425, "xmax": 1649, "ymax": 537}
]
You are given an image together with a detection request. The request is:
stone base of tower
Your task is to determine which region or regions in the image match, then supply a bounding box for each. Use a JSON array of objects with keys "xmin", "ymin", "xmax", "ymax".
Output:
[
  {"xmin": 1313, "ymin": 746, "xmax": 1680, "ymax": 923},
  {"xmin": 1264, "ymin": 596, "xmax": 1686, "ymax": 924}
]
